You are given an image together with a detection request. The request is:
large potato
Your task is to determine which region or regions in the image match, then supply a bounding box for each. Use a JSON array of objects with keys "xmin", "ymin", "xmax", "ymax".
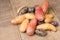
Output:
[{"xmin": 35, "ymin": 6, "xmax": 44, "ymax": 21}]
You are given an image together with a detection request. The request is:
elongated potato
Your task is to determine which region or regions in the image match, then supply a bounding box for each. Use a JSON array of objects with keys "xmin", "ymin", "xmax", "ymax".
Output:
[
  {"xmin": 26, "ymin": 19, "xmax": 37, "ymax": 36},
  {"xmin": 35, "ymin": 6, "xmax": 44, "ymax": 21},
  {"xmin": 11, "ymin": 14, "xmax": 25, "ymax": 24},
  {"xmin": 45, "ymin": 13, "xmax": 54, "ymax": 18},
  {"xmin": 25, "ymin": 13, "xmax": 36, "ymax": 19},
  {"xmin": 42, "ymin": 1, "xmax": 49, "ymax": 13},
  {"xmin": 19, "ymin": 19, "xmax": 29, "ymax": 32},
  {"xmin": 36, "ymin": 23, "xmax": 56, "ymax": 32}
]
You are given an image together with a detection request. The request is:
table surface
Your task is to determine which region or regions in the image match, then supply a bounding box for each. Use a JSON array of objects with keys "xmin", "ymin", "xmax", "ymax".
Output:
[{"xmin": 0, "ymin": 0, "xmax": 60, "ymax": 40}]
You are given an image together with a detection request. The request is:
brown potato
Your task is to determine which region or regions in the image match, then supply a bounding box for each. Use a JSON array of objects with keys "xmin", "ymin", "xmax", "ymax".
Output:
[
  {"xmin": 19, "ymin": 19, "xmax": 29, "ymax": 32},
  {"xmin": 25, "ymin": 13, "xmax": 36, "ymax": 19},
  {"xmin": 11, "ymin": 14, "xmax": 25, "ymax": 24},
  {"xmin": 36, "ymin": 23, "xmax": 56, "ymax": 32}
]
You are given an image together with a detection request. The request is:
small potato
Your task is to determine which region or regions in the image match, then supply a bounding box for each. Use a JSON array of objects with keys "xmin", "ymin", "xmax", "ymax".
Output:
[
  {"xmin": 36, "ymin": 23, "xmax": 57, "ymax": 32},
  {"xmin": 51, "ymin": 21, "xmax": 58, "ymax": 27},
  {"xmin": 25, "ymin": 13, "xmax": 36, "ymax": 19},
  {"xmin": 44, "ymin": 17, "xmax": 53, "ymax": 23},
  {"xmin": 35, "ymin": 30, "xmax": 47, "ymax": 36},
  {"xmin": 28, "ymin": 7, "xmax": 35, "ymax": 13},
  {"xmin": 11, "ymin": 14, "xmax": 25, "ymax": 24},
  {"xmin": 17, "ymin": 7, "xmax": 28, "ymax": 15},
  {"xmin": 19, "ymin": 19, "xmax": 29, "ymax": 32},
  {"xmin": 44, "ymin": 13, "xmax": 54, "ymax": 23},
  {"xmin": 45, "ymin": 13, "xmax": 54, "ymax": 18}
]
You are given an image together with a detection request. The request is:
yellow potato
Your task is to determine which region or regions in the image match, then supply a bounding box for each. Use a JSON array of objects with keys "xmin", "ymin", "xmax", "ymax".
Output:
[
  {"xmin": 45, "ymin": 13, "xmax": 54, "ymax": 18},
  {"xmin": 44, "ymin": 13, "xmax": 54, "ymax": 23},
  {"xmin": 36, "ymin": 23, "xmax": 56, "ymax": 32},
  {"xmin": 11, "ymin": 14, "xmax": 25, "ymax": 24},
  {"xmin": 25, "ymin": 13, "xmax": 36, "ymax": 19},
  {"xmin": 44, "ymin": 17, "xmax": 53, "ymax": 23},
  {"xmin": 19, "ymin": 19, "xmax": 29, "ymax": 32}
]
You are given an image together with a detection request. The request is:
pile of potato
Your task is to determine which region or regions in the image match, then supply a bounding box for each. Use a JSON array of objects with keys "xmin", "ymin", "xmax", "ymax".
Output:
[{"xmin": 11, "ymin": 1, "xmax": 58, "ymax": 36}]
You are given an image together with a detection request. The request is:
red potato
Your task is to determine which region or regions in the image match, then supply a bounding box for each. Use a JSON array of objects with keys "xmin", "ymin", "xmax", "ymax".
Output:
[
  {"xmin": 26, "ymin": 19, "xmax": 37, "ymax": 36},
  {"xmin": 35, "ymin": 6, "xmax": 44, "ymax": 21},
  {"xmin": 42, "ymin": 1, "xmax": 49, "ymax": 13}
]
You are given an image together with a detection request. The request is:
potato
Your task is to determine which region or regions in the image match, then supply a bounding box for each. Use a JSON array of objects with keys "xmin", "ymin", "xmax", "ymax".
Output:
[
  {"xmin": 28, "ymin": 7, "xmax": 35, "ymax": 13},
  {"xmin": 17, "ymin": 6, "xmax": 26, "ymax": 13},
  {"xmin": 35, "ymin": 30, "xmax": 47, "ymax": 36},
  {"xmin": 36, "ymin": 23, "xmax": 57, "ymax": 32},
  {"xmin": 44, "ymin": 13, "xmax": 54, "ymax": 23},
  {"xmin": 26, "ymin": 19, "xmax": 37, "ymax": 36},
  {"xmin": 45, "ymin": 13, "xmax": 54, "ymax": 18},
  {"xmin": 44, "ymin": 17, "xmax": 53, "ymax": 23},
  {"xmin": 11, "ymin": 14, "xmax": 25, "ymax": 24},
  {"xmin": 25, "ymin": 13, "xmax": 36, "ymax": 19},
  {"xmin": 17, "ymin": 7, "xmax": 28, "ymax": 15},
  {"xmin": 42, "ymin": 1, "xmax": 49, "ymax": 13},
  {"xmin": 19, "ymin": 19, "xmax": 29, "ymax": 32},
  {"xmin": 50, "ymin": 21, "xmax": 58, "ymax": 27},
  {"xmin": 35, "ymin": 6, "xmax": 44, "ymax": 21}
]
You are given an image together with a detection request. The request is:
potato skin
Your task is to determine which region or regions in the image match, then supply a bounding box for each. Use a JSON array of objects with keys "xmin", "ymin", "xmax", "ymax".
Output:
[
  {"xmin": 36, "ymin": 23, "xmax": 56, "ymax": 32},
  {"xmin": 11, "ymin": 14, "xmax": 25, "ymax": 24},
  {"xmin": 26, "ymin": 19, "xmax": 37, "ymax": 36},
  {"xmin": 19, "ymin": 19, "xmax": 29, "ymax": 32},
  {"xmin": 35, "ymin": 6, "xmax": 44, "ymax": 21}
]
